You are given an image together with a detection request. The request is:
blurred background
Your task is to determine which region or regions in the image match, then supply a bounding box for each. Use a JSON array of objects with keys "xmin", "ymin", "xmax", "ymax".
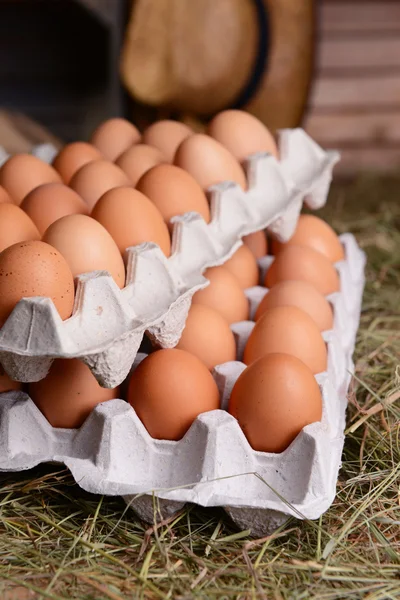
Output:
[{"xmin": 0, "ymin": 0, "xmax": 398, "ymax": 177}]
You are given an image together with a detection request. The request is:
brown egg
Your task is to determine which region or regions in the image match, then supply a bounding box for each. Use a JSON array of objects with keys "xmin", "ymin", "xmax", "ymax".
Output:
[
  {"xmin": 272, "ymin": 215, "xmax": 345, "ymax": 263},
  {"xmin": 174, "ymin": 133, "xmax": 247, "ymax": 191},
  {"xmin": 52, "ymin": 142, "xmax": 103, "ymax": 184},
  {"xmin": 256, "ymin": 280, "xmax": 334, "ymax": 332},
  {"xmin": 0, "ymin": 364, "xmax": 22, "ymax": 392},
  {"xmin": 116, "ymin": 144, "xmax": 167, "ymax": 185},
  {"xmin": 243, "ymin": 230, "xmax": 268, "ymax": 259},
  {"xmin": 208, "ymin": 110, "xmax": 279, "ymax": 162},
  {"xmin": 0, "ymin": 203, "xmax": 40, "ymax": 252},
  {"xmin": 244, "ymin": 306, "xmax": 327, "ymax": 374},
  {"xmin": 0, "ymin": 154, "xmax": 62, "ymax": 205},
  {"xmin": 0, "ymin": 186, "xmax": 12, "ymax": 204},
  {"xmin": 20, "ymin": 183, "xmax": 89, "ymax": 236},
  {"xmin": 192, "ymin": 266, "xmax": 249, "ymax": 324},
  {"xmin": 29, "ymin": 358, "xmax": 119, "ymax": 428},
  {"xmin": 128, "ymin": 348, "xmax": 220, "ymax": 440},
  {"xmin": 142, "ymin": 120, "xmax": 193, "ymax": 162},
  {"xmin": 91, "ymin": 187, "xmax": 171, "ymax": 257},
  {"xmin": 175, "ymin": 304, "xmax": 237, "ymax": 369},
  {"xmin": 136, "ymin": 164, "xmax": 210, "ymax": 228},
  {"xmin": 0, "ymin": 241, "xmax": 74, "ymax": 327},
  {"xmin": 223, "ymin": 245, "xmax": 259, "ymax": 288},
  {"xmin": 229, "ymin": 353, "xmax": 322, "ymax": 453},
  {"xmin": 265, "ymin": 245, "xmax": 340, "ymax": 296},
  {"xmin": 69, "ymin": 160, "xmax": 131, "ymax": 211},
  {"xmin": 43, "ymin": 214, "xmax": 126, "ymax": 288},
  {"xmin": 90, "ymin": 118, "xmax": 141, "ymax": 161}
]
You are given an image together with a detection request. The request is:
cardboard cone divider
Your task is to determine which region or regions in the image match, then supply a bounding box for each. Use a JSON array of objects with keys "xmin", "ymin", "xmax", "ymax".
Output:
[{"xmin": 0, "ymin": 130, "xmax": 364, "ymax": 536}]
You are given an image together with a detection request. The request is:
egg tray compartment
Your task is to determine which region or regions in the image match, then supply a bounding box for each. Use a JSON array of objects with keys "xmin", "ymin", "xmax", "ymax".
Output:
[
  {"xmin": 0, "ymin": 129, "xmax": 339, "ymax": 389},
  {"xmin": 0, "ymin": 234, "xmax": 365, "ymax": 536}
]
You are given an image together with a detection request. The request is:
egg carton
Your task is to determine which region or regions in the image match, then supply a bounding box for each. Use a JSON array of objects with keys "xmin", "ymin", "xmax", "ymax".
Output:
[
  {"xmin": 0, "ymin": 129, "xmax": 339, "ymax": 388},
  {"xmin": 0, "ymin": 234, "xmax": 366, "ymax": 536}
]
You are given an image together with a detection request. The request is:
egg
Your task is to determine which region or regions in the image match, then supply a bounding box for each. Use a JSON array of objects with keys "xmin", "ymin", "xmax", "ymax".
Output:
[
  {"xmin": 0, "ymin": 154, "xmax": 62, "ymax": 205},
  {"xmin": 128, "ymin": 348, "xmax": 220, "ymax": 440},
  {"xmin": 20, "ymin": 183, "xmax": 89, "ymax": 235},
  {"xmin": 265, "ymin": 245, "xmax": 340, "ymax": 296},
  {"xmin": 0, "ymin": 241, "xmax": 75, "ymax": 327},
  {"xmin": 243, "ymin": 230, "xmax": 268, "ymax": 259},
  {"xmin": 115, "ymin": 144, "xmax": 167, "ymax": 185},
  {"xmin": 43, "ymin": 214, "xmax": 126, "ymax": 288},
  {"xmin": 272, "ymin": 214, "xmax": 345, "ymax": 263},
  {"xmin": 244, "ymin": 305, "xmax": 327, "ymax": 374},
  {"xmin": 136, "ymin": 164, "xmax": 210, "ymax": 229},
  {"xmin": 90, "ymin": 118, "xmax": 141, "ymax": 161},
  {"xmin": 192, "ymin": 266, "xmax": 249, "ymax": 324},
  {"xmin": 208, "ymin": 110, "xmax": 279, "ymax": 162},
  {"xmin": 255, "ymin": 280, "xmax": 334, "ymax": 332},
  {"xmin": 69, "ymin": 160, "xmax": 131, "ymax": 211},
  {"xmin": 142, "ymin": 120, "xmax": 193, "ymax": 162},
  {"xmin": 91, "ymin": 187, "xmax": 171, "ymax": 257},
  {"xmin": 174, "ymin": 134, "xmax": 247, "ymax": 191},
  {"xmin": 223, "ymin": 245, "xmax": 259, "ymax": 288},
  {"xmin": 0, "ymin": 186, "xmax": 12, "ymax": 204},
  {"xmin": 228, "ymin": 353, "xmax": 322, "ymax": 453},
  {"xmin": 0, "ymin": 203, "xmax": 40, "ymax": 252},
  {"xmin": 29, "ymin": 358, "xmax": 119, "ymax": 428},
  {"xmin": 0, "ymin": 364, "xmax": 22, "ymax": 392},
  {"xmin": 175, "ymin": 304, "xmax": 237, "ymax": 369},
  {"xmin": 52, "ymin": 142, "xmax": 103, "ymax": 184}
]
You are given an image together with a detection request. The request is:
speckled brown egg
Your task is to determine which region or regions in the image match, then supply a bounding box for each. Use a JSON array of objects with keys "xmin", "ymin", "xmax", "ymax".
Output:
[
  {"xmin": 52, "ymin": 142, "xmax": 103, "ymax": 184},
  {"xmin": 0, "ymin": 154, "xmax": 62, "ymax": 205},
  {"xmin": 20, "ymin": 183, "xmax": 89, "ymax": 235},
  {"xmin": 0, "ymin": 240, "xmax": 75, "ymax": 327},
  {"xmin": 0, "ymin": 203, "xmax": 40, "ymax": 252},
  {"xmin": 90, "ymin": 118, "xmax": 141, "ymax": 161},
  {"xmin": 29, "ymin": 358, "xmax": 120, "ymax": 428},
  {"xmin": 69, "ymin": 160, "xmax": 131, "ymax": 211}
]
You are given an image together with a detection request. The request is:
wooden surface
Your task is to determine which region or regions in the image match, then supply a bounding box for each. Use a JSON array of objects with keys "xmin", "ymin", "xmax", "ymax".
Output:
[{"xmin": 304, "ymin": 0, "xmax": 400, "ymax": 175}]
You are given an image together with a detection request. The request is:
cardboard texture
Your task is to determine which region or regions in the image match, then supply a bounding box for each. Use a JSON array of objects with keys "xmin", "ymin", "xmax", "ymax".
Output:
[
  {"xmin": 0, "ymin": 131, "xmax": 364, "ymax": 536},
  {"xmin": 0, "ymin": 129, "xmax": 339, "ymax": 388}
]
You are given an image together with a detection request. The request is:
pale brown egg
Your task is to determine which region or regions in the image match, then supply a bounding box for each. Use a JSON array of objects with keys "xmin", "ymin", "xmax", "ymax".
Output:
[
  {"xmin": 223, "ymin": 245, "xmax": 259, "ymax": 288},
  {"xmin": 229, "ymin": 353, "xmax": 322, "ymax": 453},
  {"xmin": 265, "ymin": 245, "xmax": 340, "ymax": 296},
  {"xmin": 192, "ymin": 266, "xmax": 249, "ymax": 324},
  {"xmin": 0, "ymin": 364, "xmax": 22, "ymax": 392},
  {"xmin": 29, "ymin": 358, "xmax": 119, "ymax": 428},
  {"xmin": 116, "ymin": 144, "xmax": 167, "ymax": 185},
  {"xmin": 142, "ymin": 120, "xmax": 193, "ymax": 162},
  {"xmin": 0, "ymin": 241, "xmax": 75, "ymax": 327},
  {"xmin": 244, "ymin": 305, "xmax": 327, "ymax": 374},
  {"xmin": 0, "ymin": 154, "xmax": 62, "ymax": 205},
  {"xmin": 52, "ymin": 142, "xmax": 103, "ymax": 184},
  {"xmin": 69, "ymin": 160, "xmax": 131, "ymax": 211},
  {"xmin": 128, "ymin": 348, "xmax": 220, "ymax": 440},
  {"xmin": 0, "ymin": 186, "xmax": 12, "ymax": 204},
  {"xmin": 208, "ymin": 110, "xmax": 279, "ymax": 162},
  {"xmin": 256, "ymin": 280, "xmax": 334, "ymax": 332},
  {"xmin": 91, "ymin": 186, "xmax": 171, "ymax": 257},
  {"xmin": 90, "ymin": 118, "xmax": 141, "ymax": 161},
  {"xmin": 243, "ymin": 230, "xmax": 268, "ymax": 259},
  {"xmin": 174, "ymin": 134, "xmax": 247, "ymax": 191},
  {"xmin": 272, "ymin": 214, "xmax": 345, "ymax": 263},
  {"xmin": 0, "ymin": 203, "xmax": 40, "ymax": 252},
  {"xmin": 43, "ymin": 214, "xmax": 126, "ymax": 288},
  {"xmin": 20, "ymin": 183, "xmax": 89, "ymax": 236},
  {"xmin": 136, "ymin": 164, "xmax": 210, "ymax": 229},
  {"xmin": 175, "ymin": 304, "xmax": 237, "ymax": 369}
]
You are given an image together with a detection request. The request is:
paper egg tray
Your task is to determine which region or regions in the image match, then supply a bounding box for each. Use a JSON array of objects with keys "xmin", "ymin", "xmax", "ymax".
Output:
[
  {"xmin": 0, "ymin": 234, "xmax": 365, "ymax": 536},
  {"xmin": 0, "ymin": 129, "xmax": 339, "ymax": 388}
]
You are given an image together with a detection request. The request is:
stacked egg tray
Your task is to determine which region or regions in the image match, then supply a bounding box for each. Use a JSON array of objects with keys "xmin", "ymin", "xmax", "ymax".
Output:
[{"xmin": 0, "ymin": 129, "xmax": 366, "ymax": 536}]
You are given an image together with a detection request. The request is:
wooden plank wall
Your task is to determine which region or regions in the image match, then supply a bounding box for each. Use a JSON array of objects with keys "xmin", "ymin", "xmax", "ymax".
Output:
[{"xmin": 304, "ymin": 0, "xmax": 400, "ymax": 175}]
